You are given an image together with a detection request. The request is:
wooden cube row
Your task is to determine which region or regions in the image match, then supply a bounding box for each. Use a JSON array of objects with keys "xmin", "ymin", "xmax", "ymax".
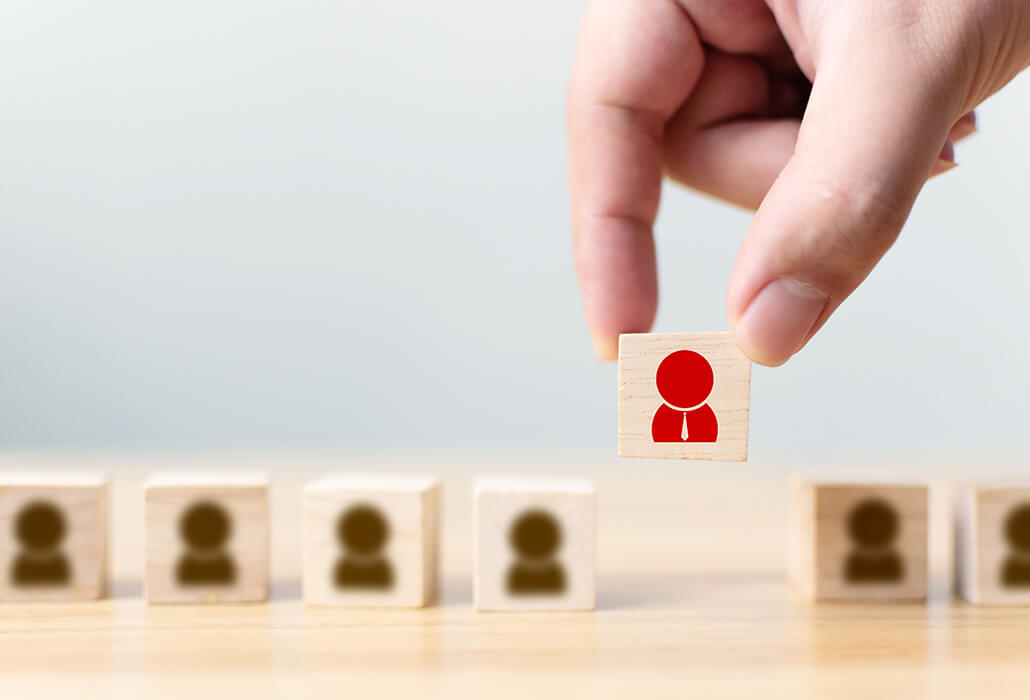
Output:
[
  {"xmin": 0, "ymin": 472, "xmax": 596, "ymax": 609},
  {"xmin": 9, "ymin": 472, "xmax": 1030, "ymax": 606}
]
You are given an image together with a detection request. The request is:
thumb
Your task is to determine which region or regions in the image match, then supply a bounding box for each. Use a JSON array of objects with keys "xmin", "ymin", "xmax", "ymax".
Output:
[{"xmin": 726, "ymin": 40, "xmax": 962, "ymax": 366}]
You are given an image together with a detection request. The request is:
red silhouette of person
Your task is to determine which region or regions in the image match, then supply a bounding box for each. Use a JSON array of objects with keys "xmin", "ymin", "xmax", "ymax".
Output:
[{"xmin": 651, "ymin": 350, "xmax": 718, "ymax": 443}]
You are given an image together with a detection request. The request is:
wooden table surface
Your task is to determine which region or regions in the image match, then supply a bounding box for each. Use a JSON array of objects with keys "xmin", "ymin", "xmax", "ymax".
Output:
[{"xmin": 1, "ymin": 454, "xmax": 1029, "ymax": 698}]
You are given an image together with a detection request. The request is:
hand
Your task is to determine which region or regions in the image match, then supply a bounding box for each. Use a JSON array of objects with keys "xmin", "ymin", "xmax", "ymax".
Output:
[{"xmin": 567, "ymin": 0, "xmax": 1030, "ymax": 365}]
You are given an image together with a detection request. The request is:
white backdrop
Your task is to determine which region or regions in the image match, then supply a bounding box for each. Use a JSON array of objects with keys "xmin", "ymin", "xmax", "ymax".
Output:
[{"xmin": 1, "ymin": 1, "xmax": 1028, "ymax": 460}]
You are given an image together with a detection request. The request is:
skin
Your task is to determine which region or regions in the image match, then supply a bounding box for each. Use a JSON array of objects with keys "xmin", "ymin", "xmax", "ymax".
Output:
[{"xmin": 567, "ymin": 0, "xmax": 1030, "ymax": 366}]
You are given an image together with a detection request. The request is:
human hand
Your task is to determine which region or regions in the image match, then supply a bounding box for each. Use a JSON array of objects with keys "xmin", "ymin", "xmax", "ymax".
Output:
[{"xmin": 567, "ymin": 0, "xmax": 1030, "ymax": 365}]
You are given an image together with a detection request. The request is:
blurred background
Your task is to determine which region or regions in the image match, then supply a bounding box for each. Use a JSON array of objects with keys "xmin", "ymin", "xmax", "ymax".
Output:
[{"xmin": 1, "ymin": 1, "xmax": 1028, "ymax": 463}]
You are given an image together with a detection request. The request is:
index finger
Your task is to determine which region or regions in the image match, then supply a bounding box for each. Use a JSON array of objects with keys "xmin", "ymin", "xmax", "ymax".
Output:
[{"xmin": 567, "ymin": 0, "xmax": 704, "ymax": 360}]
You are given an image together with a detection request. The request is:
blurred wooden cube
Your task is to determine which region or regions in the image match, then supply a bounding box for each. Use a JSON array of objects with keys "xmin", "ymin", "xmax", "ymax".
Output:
[
  {"xmin": 956, "ymin": 484, "xmax": 1030, "ymax": 604},
  {"xmin": 0, "ymin": 473, "xmax": 109, "ymax": 602},
  {"xmin": 475, "ymin": 476, "xmax": 595, "ymax": 611},
  {"xmin": 302, "ymin": 474, "xmax": 440, "ymax": 607},
  {"xmin": 790, "ymin": 479, "xmax": 928, "ymax": 601},
  {"xmin": 144, "ymin": 472, "xmax": 268, "ymax": 604},
  {"xmin": 618, "ymin": 332, "xmax": 750, "ymax": 461}
]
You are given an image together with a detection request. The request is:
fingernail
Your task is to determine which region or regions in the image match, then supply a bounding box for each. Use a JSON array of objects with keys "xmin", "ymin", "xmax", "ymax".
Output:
[
  {"xmin": 591, "ymin": 332, "xmax": 618, "ymax": 363},
  {"xmin": 733, "ymin": 278, "xmax": 828, "ymax": 366},
  {"xmin": 931, "ymin": 159, "xmax": 958, "ymax": 177},
  {"xmin": 952, "ymin": 112, "xmax": 978, "ymax": 141}
]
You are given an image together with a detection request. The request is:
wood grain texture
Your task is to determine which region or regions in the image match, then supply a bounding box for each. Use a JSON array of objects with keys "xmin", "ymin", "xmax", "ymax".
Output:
[
  {"xmin": 144, "ymin": 473, "xmax": 268, "ymax": 603},
  {"xmin": 618, "ymin": 332, "xmax": 750, "ymax": 461},
  {"xmin": 791, "ymin": 480, "xmax": 928, "ymax": 601},
  {"xmin": 474, "ymin": 477, "xmax": 595, "ymax": 611},
  {"xmin": 0, "ymin": 457, "xmax": 1029, "ymax": 699},
  {"xmin": 0, "ymin": 473, "xmax": 108, "ymax": 601},
  {"xmin": 302, "ymin": 474, "xmax": 440, "ymax": 607},
  {"xmin": 956, "ymin": 484, "xmax": 1030, "ymax": 604}
]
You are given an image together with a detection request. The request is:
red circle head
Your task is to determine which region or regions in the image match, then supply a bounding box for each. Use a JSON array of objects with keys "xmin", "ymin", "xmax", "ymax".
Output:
[{"xmin": 655, "ymin": 350, "xmax": 714, "ymax": 409}]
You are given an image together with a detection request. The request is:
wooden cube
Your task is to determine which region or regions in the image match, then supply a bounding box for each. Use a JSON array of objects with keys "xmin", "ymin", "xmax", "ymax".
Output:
[
  {"xmin": 618, "ymin": 332, "xmax": 751, "ymax": 461},
  {"xmin": 0, "ymin": 473, "xmax": 108, "ymax": 602},
  {"xmin": 475, "ymin": 476, "xmax": 595, "ymax": 611},
  {"xmin": 144, "ymin": 472, "xmax": 268, "ymax": 604},
  {"xmin": 789, "ymin": 479, "xmax": 928, "ymax": 601},
  {"xmin": 302, "ymin": 474, "xmax": 440, "ymax": 607},
  {"xmin": 955, "ymin": 485, "xmax": 1030, "ymax": 604}
]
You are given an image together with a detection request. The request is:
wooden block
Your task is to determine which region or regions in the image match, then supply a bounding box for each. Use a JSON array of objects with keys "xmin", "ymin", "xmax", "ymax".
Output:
[
  {"xmin": 0, "ymin": 473, "xmax": 108, "ymax": 602},
  {"xmin": 302, "ymin": 474, "xmax": 440, "ymax": 607},
  {"xmin": 144, "ymin": 472, "xmax": 268, "ymax": 604},
  {"xmin": 618, "ymin": 332, "xmax": 751, "ymax": 461},
  {"xmin": 789, "ymin": 479, "xmax": 928, "ymax": 601},
  {"xmin": 475, "ymin": 476, "xmax": 595, "ymax": 611},
  {"xmin": 955, "ymin": 484, "xmax": 1030, "ymax": 604}
]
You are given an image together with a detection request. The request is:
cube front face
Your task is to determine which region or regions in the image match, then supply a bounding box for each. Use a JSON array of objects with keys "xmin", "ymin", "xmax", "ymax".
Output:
[
  {"xmin": 810, "ymin": 485, "xmax": 928, "ymax": 601},
  {"xmin": 618, "ymin": 332, "xmax": 750, "ymax": 461},
  {"xmin": 962, "ymin": 488, "xmax": 1030, "ymax": 604},
  {"xmin": 303, "ymin": 480, "xmax": 439, "ymax": 607},
  {"xmin": 145, "ymin": 483, "xmax": 268, "ymax": 603},
  {"xmin": 475, "ymin": 481, "xmax": 595, "ymax": 611},
  {"xmin": 0, "ymin": 482, "xmax": 108, "ymax": 602}
]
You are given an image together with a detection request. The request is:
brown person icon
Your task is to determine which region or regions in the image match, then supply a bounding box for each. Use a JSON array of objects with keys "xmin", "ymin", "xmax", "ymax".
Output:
[
  {"xmin": 11, "ymin": 501, "xmax": 71, "ymax": 586},
  {"xmin": 176, "ymin": 501, "xmax": 236, "ymax": 585},
  {"xmin": 1001, "ymin": 503, "xmax": 1030, "ymax": 587},
  {"xmin": 506, "ymin": 509, "xmax": 566, "ymax": 595},
  {"xmin": 334, "ymin": 504, "xmax": 394, "ymax": 590},
  {"xmin": 844, "ymin": 499, "xmax": 904, "ymax": 584}
]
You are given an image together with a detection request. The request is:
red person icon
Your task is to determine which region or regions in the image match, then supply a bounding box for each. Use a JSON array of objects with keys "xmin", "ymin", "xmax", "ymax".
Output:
[{"xmin": 651, "ymin": 350, "xmax": 718, "ymax": 443}]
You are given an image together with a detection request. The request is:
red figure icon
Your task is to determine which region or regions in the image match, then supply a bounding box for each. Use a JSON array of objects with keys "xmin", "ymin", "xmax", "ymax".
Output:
[{"xmin": 651, "ymin": 350, "xmax": 718, "ymax": 443}]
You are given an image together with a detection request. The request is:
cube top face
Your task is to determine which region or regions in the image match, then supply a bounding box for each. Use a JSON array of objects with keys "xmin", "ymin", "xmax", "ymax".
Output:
[
  {"xmin": 144, "ymin": 477, "xmax": 268, "ymax": 604},
  {"xmin": 475, "ymin": 478, "xmax": 596, "ymax": 611},
  {"xmin": 475, "ymin": 476, "xmax": 595, "ymax": 495},
  {"xmin": 305, "ymin": 474, "xmax": 440, "ymax": 494},
  {"xmin": 0, "ymin": 477, "xmax": 108, "ymax": 601},
  {"xmin": 963, "ymin": 487, "xmax": 1030, "ymax": 603},
  {"xmin": 303, "ymin": 476, "xmax": 440, "ymax": 607},
  {"xmin": 618, "ymin": 332, "xmax": 751, "ymax": 461},
  {"xmin": 145, "ymin": 472, "xmax": 269, "ymax": 488},
  {"xmin": 810, "ymin": 484, "xmax": 928, "ymax": 601},
  {"xmin": 0, "ymin": 472, "xmax": 108, "ymax": 487}
]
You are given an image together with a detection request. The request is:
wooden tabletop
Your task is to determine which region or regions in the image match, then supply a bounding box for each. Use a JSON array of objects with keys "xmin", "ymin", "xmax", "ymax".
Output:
[{"xmin": 0, "ymin": 454, "xmax": 1027, "ymax": 698}]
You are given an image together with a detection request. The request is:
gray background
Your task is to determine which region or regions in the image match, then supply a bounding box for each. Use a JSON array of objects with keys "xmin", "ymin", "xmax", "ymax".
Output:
[{"xmin": 1, "ymin": 1, "xmax": 1028, "ymax": 459}]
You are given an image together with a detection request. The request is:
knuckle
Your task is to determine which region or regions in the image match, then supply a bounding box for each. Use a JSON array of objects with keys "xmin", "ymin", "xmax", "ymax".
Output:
[{"xmin": 780, "ymin": 170, "xmax": 911, "ymax": 293}]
